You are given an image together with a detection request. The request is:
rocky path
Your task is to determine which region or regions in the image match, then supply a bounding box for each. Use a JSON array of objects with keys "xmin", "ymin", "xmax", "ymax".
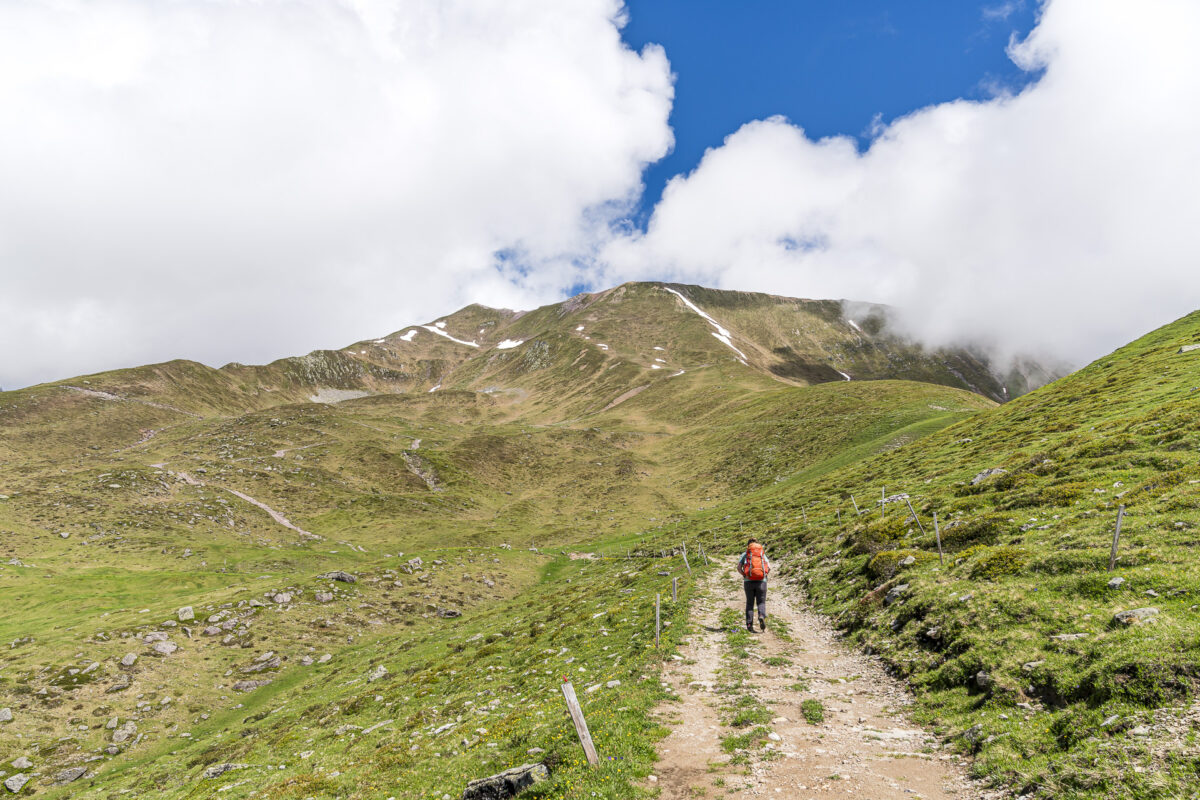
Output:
[
  {"xmin": 653, "ymin": 569, "xmax": 999, "ymax": 799},
  {"xmin": 173, "ymin": 471, "xmax": 323, "ymax": 540}
]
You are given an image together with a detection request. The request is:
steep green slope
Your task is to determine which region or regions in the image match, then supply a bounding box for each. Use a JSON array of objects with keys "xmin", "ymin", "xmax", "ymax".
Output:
[{"xmin": 671, "ymin": 309, "xmax": 1200, "ymax": 798}]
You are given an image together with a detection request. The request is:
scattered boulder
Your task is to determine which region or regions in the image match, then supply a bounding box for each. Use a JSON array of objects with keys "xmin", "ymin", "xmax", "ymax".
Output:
[
  {"xmin": 1021, "ymin": 661, "xmax": 1045, "ymax": 673},
  {"xmin": 273, "ymin": 593, "xmax": 293, "ymax": 605},
  {"xmin": 0, "ymin": 707, "xmax": 11, "ymax": 723},
  {"xmin": 971, "ymin": 468, "xmax": 1007, "ymax": 485},
  {"xmin": 899, "ymin": 555, "xmax": 916, "ymax": 567},
  {"xmin": 461, "ymin": 762, "xmax": 550, "ymax": 800},
  {"xmin": 1107, "ymin": 577, "xmax": 1125, "ymax": 589},
  {"xmin": 203, "ymin": 626, "xmax": 222, "ymax": 637},
  {"xmin": 1114, "ymin": 607, "xmax": 1159, "ymax": 625},
  {"xmin": 436, "ymin": 608, "xmax": 462, "ymax": 619},
  {"xmin": 111, "ymin": 721, "xmax": 137, "ymax": 743},
  {"xmin": 232, "ymin": 679, "xmax": 272, "ymax": 692},
  {"xmin": 106, "ymin": 675, "xmax": 132, "ymax": 693},
  {"xmin": 143, "ymin": 632, "xmax": 169, "ymax": 643},
  {"xmin": 152, "ymin": 640, "xmax": 178, "ymax": 656},
  {"xmin": 369, "ymin": 665, "xmax": 389, "ymax": 682},
  {"xmin": 884, "ymin": 584, "xmax": 909, "ymax": 607},
  {"xmin": 1050, "ymin": 633, "xmax": 1088, "ymax": 641},
  {"xmin": 317, "ymin": 653, "xmax": 332, "ymax": 664},
  {"xmin": 317, "ymin": 571, "xmax": 357, "ymax": 583},
  {"xmin": 4, "ymin": 774, "xmax": 30, "ymax": 794},
  {"xmin": 120, "ymin": 653, "xmax": 138, "ymax": 667},
  {"xmin": 1179, "ymin": 344, "xmax": 1200, "ymax": 354},
  {"xmin": 974, "ymin": 671, "xmax": 993, "ymax": 691},
  {"xmin": 962, "ymin": 724, "xmax": 985, "ymax": 746},
  {"xmin": 203, "ymin": 763, "xmax": 245, "ymax": 779},
  {"xmin": 177, "ymin": 606, "xmax": 195, "ymax": 622},
  {"xmin": 315, "ymin": 592, "xmax": 334, "ymax": 604},
  {"xmin": 54, "ymin": 766, "xmax": 87, "ymax": 785},
  {"xmin": 11, "ymin": 757, "xmax": 31, "ymax": 769}
]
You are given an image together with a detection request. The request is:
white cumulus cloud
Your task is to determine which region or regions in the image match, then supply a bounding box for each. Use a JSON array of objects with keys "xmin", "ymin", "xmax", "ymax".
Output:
[
  {"xmin": 600, "ymin": 0, "xmax": 1200, "ymax": 369},
  {"xmin": 0, "ymin": 0, "xmax": 672, "ymax": 388}
]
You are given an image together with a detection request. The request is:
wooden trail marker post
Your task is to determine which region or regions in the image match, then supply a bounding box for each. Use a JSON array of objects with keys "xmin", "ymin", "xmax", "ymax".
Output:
[
  {"xmin": 1109, "ymin": 505, "xmax": 1126, "ymax": 571},
  {"xmin": 672, "ymin": 577, "xmax": 678, "ymax": 602},
  {"xmin": 851, "ymin": 495, "xmax": 861, "ymax": 516},
  {"xmin": 655, "ymin": 593, "xmax": 661, "ymax": 649},
  {"xmin": 902, "ymin": 497, "xmax": 927, "ymax": 536},
  {"xmin": 933, "ymin": 511, "xmax": 944, "ymax": 566},
  {"xmin": 560, "ymin": 679, "xmax": 600, "ymax": 766}
]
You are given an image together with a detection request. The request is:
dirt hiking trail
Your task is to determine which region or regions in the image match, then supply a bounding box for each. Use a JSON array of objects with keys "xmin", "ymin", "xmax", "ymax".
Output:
[{"xmin": 651, "ymin": 569, "xmax": 1005, "ymax": 799}]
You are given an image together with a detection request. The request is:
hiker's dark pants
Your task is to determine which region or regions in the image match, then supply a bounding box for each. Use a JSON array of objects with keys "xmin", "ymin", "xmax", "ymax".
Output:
[{"xmin": 743, "ymin": 580, "xmax": 767, "ymax": 627}]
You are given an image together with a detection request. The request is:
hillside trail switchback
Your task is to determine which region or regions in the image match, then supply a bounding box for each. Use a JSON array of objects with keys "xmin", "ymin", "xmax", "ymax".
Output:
[{"xmin": 651, "ymin": 568, "xmax": 1001, "ymax": 799}]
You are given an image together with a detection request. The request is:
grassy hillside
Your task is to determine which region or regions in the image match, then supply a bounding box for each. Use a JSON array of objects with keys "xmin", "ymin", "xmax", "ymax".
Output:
[{"xmin": 665, "ymin": 309, "xmax": 1200, "ymax": 798}]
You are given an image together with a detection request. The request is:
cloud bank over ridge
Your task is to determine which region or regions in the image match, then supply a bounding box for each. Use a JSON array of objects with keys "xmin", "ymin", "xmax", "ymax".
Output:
[
  {"xmin": 0, "ymin": 0, "xmax": 672, "ymax": 388},
  {"xmin": 601, "ymin": 0, "xmax": 1200, "ymax": 366},
  {"xmin": 2, "ymin": 0, "xmax": 1199, "ymax": 388}
]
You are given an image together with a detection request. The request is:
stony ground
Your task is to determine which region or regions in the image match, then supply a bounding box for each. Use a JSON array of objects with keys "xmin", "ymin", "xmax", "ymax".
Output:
[{"xmin": 651, "ymin": 568, "xmax": 1004, "ymax": 799}]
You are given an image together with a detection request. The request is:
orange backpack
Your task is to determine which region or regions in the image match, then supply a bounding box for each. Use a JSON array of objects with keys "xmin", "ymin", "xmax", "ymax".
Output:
[{"xmin": 744, "ymin": 543, "xmax": 768, "ymax": 580}]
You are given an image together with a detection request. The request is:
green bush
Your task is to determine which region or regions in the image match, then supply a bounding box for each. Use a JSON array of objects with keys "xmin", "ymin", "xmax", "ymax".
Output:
[
  {"xmin": 1038, "ymin": 481, "xmax": 1087, "ymax": 506},
  {"xmin": 940, "ymin": 513, "xmax": 1011, "ymax": 549},
  {"xmin": 865, "ymin": 549, "xmax": 938, "ymax": 582},
  {"xmin": 800, "ymin": 699, "xmax": 825, "ymax": 724},
  {"xmin": 968, "ymin": 546, "xmax": 1028, "ymax": 580}
]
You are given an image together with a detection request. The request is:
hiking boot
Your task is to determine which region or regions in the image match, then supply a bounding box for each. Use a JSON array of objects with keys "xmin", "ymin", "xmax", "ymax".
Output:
[
  {"xmin": 758, "ymin": 616, "xmax": 767, "ymax": 632},
  {"xmin": 746, "ymin": 623, "xmax": 756, "ymax": 633}
]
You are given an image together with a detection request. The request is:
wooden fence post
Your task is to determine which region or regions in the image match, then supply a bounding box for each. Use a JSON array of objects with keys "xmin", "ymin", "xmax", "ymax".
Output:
[
  {"xmin": 933, "ymin": 511, "xmax": 944, "ymax": 566},
  {"xmin": 682, "ymin": 550, "xmax": 692, "ymax": 577},
  {"xmin": 1108, "ymin": 505, "xmax": 1126, "ymax": 571},
  {"xmin": 560, "ymin": 679, "xmax": 600, "ymax": 766},
  {"xmin": 851, "ymin": 495, "xmax": 861, "ymax": 516},
  {"xmin": 902, "ymin": 497, "xmax": 927, "ymax": 535},
  {"xmin": 881, "ymin": 486, "xmax": 886, "ymax": 519},
  {"xmin": 672, "ymin": 577, "xmax": 678, "ymax": 602},
  {"xmin": 655, "ymin": 593, "xmax": 661, "ymax": 649},
  {"xmin": 836, "ymin": 508, "xmax": 841, "ymax": 528}
]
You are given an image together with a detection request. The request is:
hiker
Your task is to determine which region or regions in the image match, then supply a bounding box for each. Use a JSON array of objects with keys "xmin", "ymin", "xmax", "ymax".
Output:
[{"xmin": 737, "ymin": 538, "xmax": 770, "ymax": 632}]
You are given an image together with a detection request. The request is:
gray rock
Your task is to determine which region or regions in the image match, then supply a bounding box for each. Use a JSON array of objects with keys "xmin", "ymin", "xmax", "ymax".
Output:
[
  {"xmin": 899, "ymin": 556, "xmax": 916, "ymax": 566},
  {"xmin": 120, "ymin": 652, "xmax": 138, "ymax": 667},
  {"xmin": 112, "ymin": 721, "xmax": 137, "ymax": 743},
  {"xmin": 883, "ymin": 584, "xmax": 909, "ymax": 607},
  {"xmin": 971, "ymin": 468, "xmax": 1007, "ymax": 485},
  {"xmin": 1107, "ymin": 577, "xmax": 1125, "ymax": 589},
  {"xmin": 203, "ymin": 763, "xmax": 245, "ymax": 779},
  {"xmin": 176, "ymin": 606, "xmax": 195, "ymax": 622},
  {"xmin": 273, "ymin": 593, "xmax": 293, "ymax": 605},
  {"xmin": 368, "ymin": 665, "xmax": 389, "ymax": 682},
  {"xmin": 1114, "ymin": 607, "xmax": 1159, "ymax": 625},
  {"xmin": 461, "ymin": 762, "xmax": 550, "ymax": 800},
  {"xmin": 54, "ymin": 766, "xmax": 87, "ymax": 785},
  {"xmin": 11, "ymin": 757, "xmax": 31, "ymax": 770},
  {"xmin": 436, "ymin": 608, "xmax": 462, "ymax": 618},
  {"xmin": 1050, "ymin": 633, "xmax": 1089, "ymax": 641},
  {"xmin": 143, "ymin": 631, "xmax": 169, "ymax": 643},
  {"xmin": 106, "ymin": 675, "xmax": 132, "ymax": 693},
  {"xmin": 974, "ymin": 671, "xmax": 993, "ymax": 690},
  {"xmin": 1179, "ymin": 344, "xmax": 1200, "ymax": 354},
  {"xmin": 317, "ymin": 653, "xmax": 332, "ymax": 664},
  {"xmin": 962, "ymin": 724, "xmax": 985, "ymax": 745},
  {"xmin": 315, "ymin": 592, "xmax": 334, "ymax": 604},
  {"xmin": 1144, "ymin": 589, "xmax": 1160, "ymax": 598},
  {"xmin": 1129, "ymin": 725, "xmax": 1152, "ymax": 737},
  {"xmin": 317, "ymin": 571, "xmax": 357, "ymax": 583},
  {"xmin": 300, "ymin": 655, "xmax": 314, "ymax": 666},
  {"xmin": 1021, "ymin": 661, "xmax": 1045, "ymax": 673},
  {"xmin": 4, "ymin": 774, "xmax": 30, "ymax": 794},
  {"xmin": 203, "ymin": 626, "xmax": 222, "ymax": 636},
  {"xmin": 232, "ymin": 679, "xmax": 272, "ymax": 692},
  {"xmin": 0, "ymin": 707, "xmax": 11, "ymax": 723},
  {"xmin": 152, "ymin": 640, "xmax": 178, "ymax": 656},
  {"xmin": 1101, "ymin": 714, "xmax": 1120, "ymax": 728}
]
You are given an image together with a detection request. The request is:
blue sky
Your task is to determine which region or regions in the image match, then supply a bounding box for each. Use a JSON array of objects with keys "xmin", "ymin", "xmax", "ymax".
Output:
[{"xmin": 622, "ymin": 1, "xmax": 1039, "ymax": 218}]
